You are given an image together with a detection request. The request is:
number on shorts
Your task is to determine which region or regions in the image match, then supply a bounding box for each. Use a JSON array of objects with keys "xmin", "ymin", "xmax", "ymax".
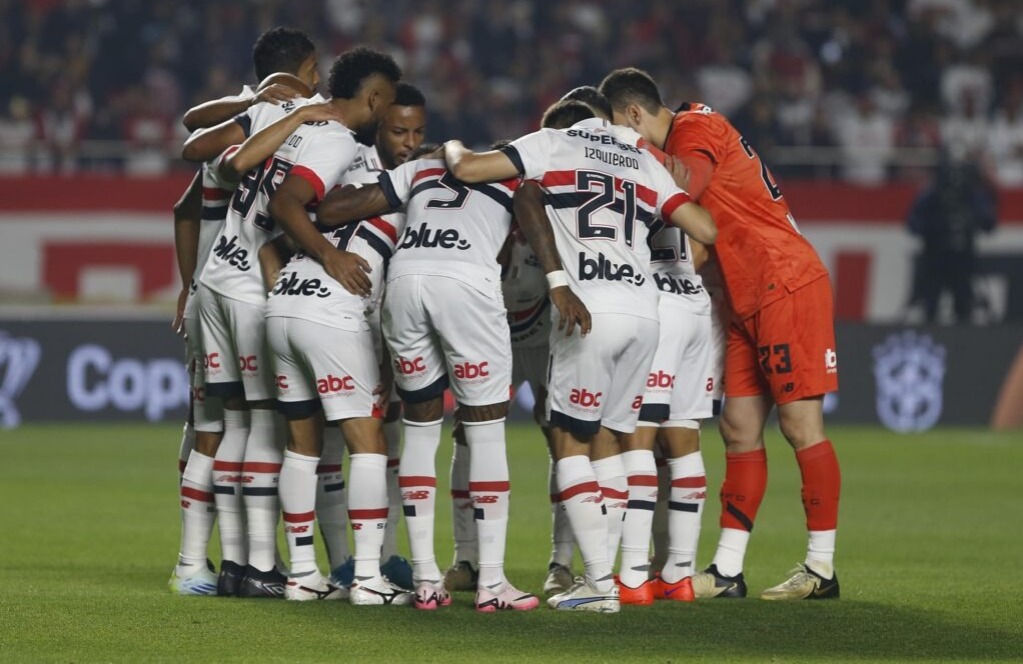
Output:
[{"xmin": 758, "ymin": 344, "xmax": 792, "ymax": 375}]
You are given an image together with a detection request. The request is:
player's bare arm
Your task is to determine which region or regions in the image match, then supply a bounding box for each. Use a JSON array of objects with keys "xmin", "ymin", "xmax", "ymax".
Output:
[
  {"xmin": 267, "ymin": 176, "xmax": 373, "ymax": 297},
  {"xmin": 257, "ymin": 236, "xmax": 292, "ymax": 292},
  {"xmin": 670, "ymin": 153, "xmax": 714, "ymax": 200},
  {"xmin": 171, "ymin": 171, "xmax": 202, "ymax": 334},
  {"xmin": 316, "ymin": 184, "xmax": 395, "ymax": 227},
  {"xmin": 443, "ymin": 140, "xmax": 519, "ymax": 183},
  {"xmin": 668, "ymin": 200, "xmax": 717, "ymax": 245},
  {"xmin": 689, "ymin": 237, "xmax": 711, "ymax": 271},
  {"xmin": 219, "ymin": 104, "xmax": 345, "ymax": 182},
  {"xmin": 181, "ymin": 83, "xmax": 300, "ymax": 132},
  {"xmin": 513, "ymin": 181, "xmax": 591, "ymax": 337},
  {"xmin": 182, "ymin": 117, "xmax": 247, "ymax": 163}
]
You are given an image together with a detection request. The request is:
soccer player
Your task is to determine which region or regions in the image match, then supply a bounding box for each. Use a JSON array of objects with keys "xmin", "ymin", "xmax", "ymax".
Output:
[
  {"xmin": 315, "ymin": 146, "xmax": 539, "ymax": 613},
  {"xmin": 327, "ymin": 83, "xmax": 428, "ymax": 592},
  {"xmin": 259, "ymin": 48, "xmax": 406, "ymax": 603},
  {"xmin": 600, "ymin": 68, "xmax": 842, "ymax": 600},
  {"xmin": 180, "ymin": 28, "xmax": 325, "ymax": 597},
  {"xmin": 442, "ymin": 100, "xmax": 716, "ymax": 612}
]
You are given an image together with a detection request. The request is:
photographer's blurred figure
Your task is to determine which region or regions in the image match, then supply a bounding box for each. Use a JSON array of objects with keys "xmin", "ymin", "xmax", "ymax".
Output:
[{"xmin": 907, "ymin": 153, "xmax": 996, "ymax": 323}]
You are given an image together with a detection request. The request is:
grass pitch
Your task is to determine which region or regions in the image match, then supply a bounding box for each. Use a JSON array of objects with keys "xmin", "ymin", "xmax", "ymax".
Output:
[{"xmin": 1, "ymin": 423, "xmax": 1021, "ymax": 663}]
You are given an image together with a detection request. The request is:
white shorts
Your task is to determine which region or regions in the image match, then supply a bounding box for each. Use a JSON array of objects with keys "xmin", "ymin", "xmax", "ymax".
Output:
[
  {"xmin": 640, "ymin": 298, "xmax": 714, "ymax": 426},
  {"xmin": 184, "ymin": 313, "xmax": 224, "ymax": 433},
  {"xmin": 383, "ymin": 274, "xmax": 511, "ymax": 407},
  {"xmin": 547, "ymin": 312, "xmax": 659, "ymax": 437},
  {"xmin": 512, "ymin": 344, "xmax": 549, "ymax": 391},
  {"xmin": 196, "ymin": 283, "xmax": 275, "ymax": 402},
  {"xmin": 267, "ymin": 316, "xmax": 381, "ymax": 422}
]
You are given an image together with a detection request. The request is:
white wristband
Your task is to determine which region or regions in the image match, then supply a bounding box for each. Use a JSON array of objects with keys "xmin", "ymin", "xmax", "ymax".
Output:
[{"xmin": 546, "ymin": 270, "xmax": 569, "ymax": 290}]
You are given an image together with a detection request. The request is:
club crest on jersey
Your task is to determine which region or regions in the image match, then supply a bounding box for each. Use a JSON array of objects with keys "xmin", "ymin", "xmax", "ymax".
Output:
[
  {"xmin": 872, "ymin": 331, "xmax": 945, "ymax": 433},
  {"xmin": 212, "ymin": 234, "xmax": 251, "ymax": 271},
  {"xmin": 271, "ymin": 272, "xmax": 330, "ymax": 298},
  {"xmin": 399, "ymin": 223, "xmax": 471, "ymax": 251},
  {"xmin": 578, "ymin": 252, "xmax": 645, "ymax": 286}
]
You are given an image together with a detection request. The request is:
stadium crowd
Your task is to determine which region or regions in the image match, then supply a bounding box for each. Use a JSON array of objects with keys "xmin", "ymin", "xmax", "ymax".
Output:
[{"xmin": 1, "ymin": 0, "xmax": 1022, "ymax": 184}]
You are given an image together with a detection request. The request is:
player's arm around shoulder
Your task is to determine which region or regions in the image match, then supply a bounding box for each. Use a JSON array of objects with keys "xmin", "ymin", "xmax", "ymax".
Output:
[
  {"xmin": 443, "ymin": 139, "xmax": 520, "ymax": 183},
  {"xmin": 663, "ymin": 155, "xmax": 716, "ymax": 245}
]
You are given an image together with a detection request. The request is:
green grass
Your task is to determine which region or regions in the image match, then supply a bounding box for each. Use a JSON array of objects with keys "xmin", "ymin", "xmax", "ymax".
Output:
[{"xmin": 1, "ymin": 423, "xmax": 1021, "ymax": 663}]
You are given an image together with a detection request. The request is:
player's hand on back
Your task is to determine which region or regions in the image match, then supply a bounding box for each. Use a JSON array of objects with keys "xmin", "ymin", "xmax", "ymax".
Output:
[
  {"xmin": 322, "ymin": 248, "xmax": 373, "ymax": 298},
  {"xmin": 298, "ymin": 101, "xmax": 346, "ymax": 124},
  {"xmin": 253, "ymin": 83, "xmax": 301, "ymax": 106},
  {"xmin": 550, "ymin": 286, "xmax": 592, "ymax": 337}
]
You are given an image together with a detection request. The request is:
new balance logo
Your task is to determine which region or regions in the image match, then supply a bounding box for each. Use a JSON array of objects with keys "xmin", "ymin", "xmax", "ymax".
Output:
[
  {"xmin": 654, "ymin": 273, "xmax": 703, "ymax": 296},
  {"xmin": 285, "ymin": 525, "xmax": 309, "ymax": 534},
  {"xmin": 578, "ymin": 252, "xmax": 645, "ymax": 286},
  {"xmin": 212, "ymin": 234, "xmax": 251, "ymax": 271},
  {"xmin": 271, "ymin": 272, "xmax": 330, "ymax": 298},
  {"xmin": 402, "ymin": 490, "xmax": 430, "ymax": 501},
  {"xmin": 399, "ymin": 223, "xmax": 471, "ymax": 250},
  {"xmin": 317, "ymin": 374, "xmax": 355, "ymax": 394},
  {"xmin": 473, "ymin": 495, "xmax": 498, "ymax": 504},
  {"xmin": 569, "ymin": 388, "xmax": 602, "ymax": 408},
  {"xmin": 647, "ymin": 371, "xmax": 674, "ymax": 389},
  {"xmin": 394, "ymin": 356, "xmax": 426, "ymax": 375},
  {"xmin": 453, "ymin": 361, "xmax": 489, "ymax": 379}
]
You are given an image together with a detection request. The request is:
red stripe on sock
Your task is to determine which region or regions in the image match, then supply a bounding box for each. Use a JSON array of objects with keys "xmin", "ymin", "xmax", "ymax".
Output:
[
  {"xmin": 451, "ymin": 489, "xmax": 470, "ymax": 499},
  {"xmin": 349, "ymin": 508, "xmax": 389, "ymax": 520},
  {"xmin": 398, "ymin": 475, "xmax": 437, "ymax": 487},
  {"xmin": 671, "ymin": 476, "xmax": 707, "ymax": 488},
  {"xmin": 600, "ymin": 486, "xmax": 629, "ymax": 500},
  {"xmin": 242, "ymin": 462, "xmax": 282, "ymax": 473},
  {"xmin": 469, "ymin": 481, "xmax": 510, "ymax": 492},
  {"xmin": 796, "ymin": 440, "xmax": 841, "ymax": 531},
  {"xmin": 316, "ymin": 464, "xmax": 342, "ymax": 473},
  {"xmin": 560, "ymin": 480, "xmax": 601, "ymax": 501},
  {"xmin": 181, "ymin": 486, "xmax": 214, "ymax": 502},
  {"xmin": 283, "ymin": 510, "xmax": 316, "ymax": 523},
  {"xmin": 213, "ymin": 461, "xmax": 243, "ymax": 471},
  {"xmin": 627, "ymin": 474, "xmax": 658, "ymax": 487}
]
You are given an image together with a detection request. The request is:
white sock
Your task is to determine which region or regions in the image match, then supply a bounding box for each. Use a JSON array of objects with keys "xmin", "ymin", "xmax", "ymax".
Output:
[
  {"xmin": 591, "ymin": 454, "xmax": 627, "ymax": 569},
  {"xmin": 177, "ymin": 450, "xmax": 215, "ymax": 570},
  {"xmin": 243, "ymin": 409, "xmax": 284, "ymax": 572},
  {"xmin": 316, "ymin": 427, "xmax": 348, "ymax": 569},
  {"xmin": 712, "ymin": 528, "xmax": 751, "ymax": 578},
  {"xmin": 213, "ymin": 408, "xmax": 250, "ymax": 565},
  {"xmin": 549, "ymin": 453, "xmax": 574, "ymax": 567},
  {"xmin": 663, "ymin": 451, "xmax": 706, "ymax": 584},
  {"xmin": 178, "ymin": 423, "xmax": 195, "ymax": 478},
  {"xmin": 618, "ymin": 449, "xmax": 657, "ymax": 588},
  {"xmin": 651, "ymin": 453, "xmax": 670, "ymax": 571},
  {"xmin": 279, "ymin": 449, "xmax": 319, "ymax": 577},
  {"xmin": 400, "ymin": 418, "xmax": 442, "ymax": 583},
  {"xmin": 381, "ymin": 418, "xmax": 402, "ymax": 561},
  {"xmin": 348, "ymin": 453, "xmax": 389, "ymax": 580},
  {"xmin": 556, "ymin": 455, "xmax": 612, "ymax": 592},
  {"xmin": 450, "ymin": 440, "xmax": 477, "ymax": 566},
  {"xmin": 805, "ymin": 530, "xmax": 836, "ymax": 579},
  {"xmin": 465, "ymin": 419, "xmax": 509, "ymax": 588}
]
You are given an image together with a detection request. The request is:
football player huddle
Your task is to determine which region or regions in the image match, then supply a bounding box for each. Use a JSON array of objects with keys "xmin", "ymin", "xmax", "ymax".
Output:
[{"xmin": 169, "ymin": 26, "xmax": 843, "ymax": 615}]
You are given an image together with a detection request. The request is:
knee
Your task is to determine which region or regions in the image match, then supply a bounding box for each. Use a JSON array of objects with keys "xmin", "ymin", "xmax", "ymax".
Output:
[
  {"xmin": 777, "ymin": 411, "xmax": 825, "ymax": 450},
  {"xmin": 718, "ymin": 415, "xmax": 761, "ymax": 453}
]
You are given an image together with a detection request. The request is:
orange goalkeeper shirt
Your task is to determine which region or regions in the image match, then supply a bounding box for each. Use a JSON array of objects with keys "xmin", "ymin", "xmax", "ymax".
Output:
[{"xmin": 663, "ymin": 103, "xmax": 829, "ymax": 319}]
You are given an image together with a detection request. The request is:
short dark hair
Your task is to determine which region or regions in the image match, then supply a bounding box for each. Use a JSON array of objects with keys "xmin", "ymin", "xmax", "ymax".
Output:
[
  {"xmin": 598, "ymin": 68, "xmax": 664, "ymax": 114},
  {"xmin": 394, "ymin": 83, "xmax": 426, "ymax": 107},
  {"xmin": 561, "ymin": 86, "xmax": 613, "ymax": 120},
  {"xmin": 252, "ymin": 27, "xmax": 316, "ymax": 81},
  {"xmin": 328, "ymin": 47, "xmax": 402, "ymax": 99},
  {"xmin": 541, "ymin": 100, "xmax": 595, "ymax": 130}
]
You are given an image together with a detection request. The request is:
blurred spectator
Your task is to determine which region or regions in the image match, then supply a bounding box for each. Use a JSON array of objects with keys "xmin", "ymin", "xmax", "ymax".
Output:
[
  {"xmin": 0, "ymin": 0, "xmax": 1020, "ymax": 182},
  {"xmin": 987, "ymin": 84, "xmax": 1023, "ymax": 186},
  {"xmin": 0, "ymin": 96, "xmax": 36, "ymax": 174},
  {"xmin": 907, "ymin": 157, "xmax": 997, "ymax": 323}
]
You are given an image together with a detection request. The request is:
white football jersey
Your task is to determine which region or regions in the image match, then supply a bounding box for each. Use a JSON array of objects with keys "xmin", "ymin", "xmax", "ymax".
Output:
[
  {"xmin": 502, "ymin": 238, "xmax": 550, "ymax": 349},
  {"xmin": 183, "ymin": 146, "xmax": 240, "ymax": 319},
  {"xmin": 378, "ymin": 158, "xmax": 518, "ymax": 292},
  {"xmin": 265, "ymin": 121, "xmax": 397, "ymax": 331},
  {"xmin": 504, "ymin": 118, "xmax": 692, "ymax": 321},
  {"xmin": 198, "ymin": 95, "xmax": 324, "ymax": 305},
  {"xmin": 649, "ymin": 223, "xmax": 710, "ymax": 314}
]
